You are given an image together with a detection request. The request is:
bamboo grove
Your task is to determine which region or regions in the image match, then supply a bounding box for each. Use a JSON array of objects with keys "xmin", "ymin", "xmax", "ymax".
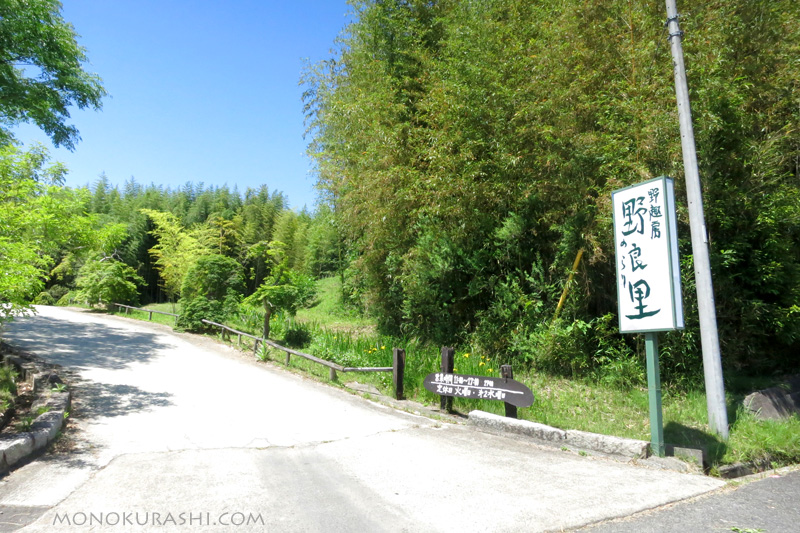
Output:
[{"xmin": 302, "ymin": 0, "xmax": 800, "ymax": 384}]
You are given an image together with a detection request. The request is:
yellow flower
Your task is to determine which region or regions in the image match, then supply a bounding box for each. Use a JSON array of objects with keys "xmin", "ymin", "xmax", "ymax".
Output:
[
  {"xmin": 463, "ymin": 353, "xmax": 470, "ymax": 358},
  {"xmin": 381, "ymin": 345, "xmax": 386, "ymax": 350},
  {"xmin": 488, "ymin": 368, "xmax": 493, "ymax": 373},
  {"xmin": 453, "ymin": 368, "xmax": 458, "ymax": 372},
  {"xmin": 479, "ymin": 362, "xmax": 485, "ymax": 367}
]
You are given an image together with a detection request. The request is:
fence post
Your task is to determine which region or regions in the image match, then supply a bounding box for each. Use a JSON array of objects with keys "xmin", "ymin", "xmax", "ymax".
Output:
[
  {"xmin": 329, "ymin": 367, "xmax": 337, "ymax": 382},
  {"xmin": 441, "ymin": 346, "xmax": 454, "ymax": 412},
  {"xmin": 253, "ymin": 339, "xmax": 260, "ymax": 356},
  {"xmin": 500, "ymin": 365, "xmax": 517, "ymax": 419},
  {"xmin": 393, "ymin": 348, "xmax": 406, "ymax": 400},
  {"xmin": 285, "ymin": 351, "xmax": 291, "ymax": 366},
  {"xmin": 148, "ymin": 310, "xmax": 153, "ymax": 321}
]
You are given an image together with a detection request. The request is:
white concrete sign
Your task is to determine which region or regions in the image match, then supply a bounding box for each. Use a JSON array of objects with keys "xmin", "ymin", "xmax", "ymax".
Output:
[{"xmin": 612, "ymin": 177, "xmax": 684, "ymax": 333}]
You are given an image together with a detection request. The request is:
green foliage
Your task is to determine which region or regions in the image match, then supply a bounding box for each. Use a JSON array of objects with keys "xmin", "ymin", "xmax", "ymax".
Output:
[
  {"xmin": 271, "ymin": 210, "xmax": 310, "ymax": 273},
  {"xmin": 281, "ymin": 321, "xmax": 312, "ymax": 349},
  {"xmin": 304, "ymin": 0, "xmax": 800, "ymax": 384},
  {"xmin": 0, "ymin": 365, "xmax": 18, "ymax": 397},
  {"xmin": 20, "ymin": 174, "xmax": 314, "ymax": 312},
  {"xmin": 255, "ymin": 344, "xmax": 269, "ymax": 362},
  {"xmin": 247, "ymin": 276, "xmax": 303, "ymax": 318},
  {"xmin": 227, "ymin": 303, "xmax": 266, "ymax": 335},
  {"xmin": 245, "ymin": 242, "xmax": 318, "ymax": 337},
  {"xmin": 198, "ymin": 213, "xmax": 242, "ymax": 256},
  {"xmin": 15, "ymin": 415, "xmax": 34, "ymax": 432},
  {"xmin": 304, "ymin": 204, "xmax": 341, "ymax": 277},
  {"xmin": 55, "ymin": 290, "xmax": 80, "ymax": 307},
  {"xmin": 0, "ymin": 389, "xmax": 13, "ymax": 412},
  {"xmin": 0, "ymin": 0, "xmax": 107, "ymax": 148},
  {"xmin": 46, "ymin": 284, "xmax": 69, "ymax": 302},
  {"xmin": 140, "ymin": 209, "xmax": 209, "ymax": 303},
  {"xmin": 33, "ymin": 291, "xmax": 56, "ymax": 305},
  {"xmin": 175, "ymin": 296, "xmax": 226, "ymax": 333},
  {"xmin": 0, "ymin": 364, "xmax": 16, "ymax": 411},
  {"xmin": 0, "ymin": 144, "xmax": 98, "ymax": 322},
  {"xmin": 180, "ymin": 253, "xmax": 245, "ymax": 302},
  {"xmin": 75, "ymin": 258, "xmax": 145, "ymax": 311}
]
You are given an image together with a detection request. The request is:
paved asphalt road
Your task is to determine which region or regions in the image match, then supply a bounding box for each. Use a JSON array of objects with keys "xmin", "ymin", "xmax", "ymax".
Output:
[
  {"xmin": 0, "ymin": 307, "xmax": 727, "ymax": 532},
  {"xmin": 578, "ymin": 468, "xmax": 800, "ymax": 533}
]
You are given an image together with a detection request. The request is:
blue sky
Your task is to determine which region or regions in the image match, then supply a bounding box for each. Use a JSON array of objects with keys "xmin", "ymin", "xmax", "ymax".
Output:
[{"xmin": 14, "ymin": 0, "xmax": 352, "ymax": 210}]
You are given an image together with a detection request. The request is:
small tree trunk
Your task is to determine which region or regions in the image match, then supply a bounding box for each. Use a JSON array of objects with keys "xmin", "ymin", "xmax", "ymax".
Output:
[{"xmin": 262, "ymin": 302, "xmax": 272, "ymax": 339}]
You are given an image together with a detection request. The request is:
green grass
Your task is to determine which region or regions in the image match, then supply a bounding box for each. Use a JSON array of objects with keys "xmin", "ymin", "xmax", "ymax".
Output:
[
  {"xmin": 0, "ymin": 365, "xmax": 16, "ymax": 411},
  {"xmin": 143, "ymin": 302, "xmax": 181, "ymax": 314},
  {"xmin": 296, "ymin": 276, "xmax": 375, "ymax": 333}
]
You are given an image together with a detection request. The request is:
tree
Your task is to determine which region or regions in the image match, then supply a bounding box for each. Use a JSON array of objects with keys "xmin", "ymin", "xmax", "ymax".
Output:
[
  {"xmin": 0, "ymin": 0, "xmax": 107, "ymax": 149},
  {"xmin": 140, "ymin": 209, "xmax": 209, "ymax": 306},
  {"xmin": 180, "ymin": 253, "xmax": 245, "ymax": 302},
  {"xmin": 305, "ymin": 203, "xmax": 340, "ymax": 277},
  {"xmin": 75, "ymin": 258, "xmax": 144, "ymax": 311},
  {"xmin": 305, "ymin": 0, "xmax": 800, "ymax": 380},
  {"xmin": 0, "ymin": 144, "xmax": 97, "ymax": 322},
  {"xmin": 198, "ymin": 213, "xmax": 242, "ymax": 257},
  {"xmin": 244, "ymin": 243, "xmax": 316, "ymax": 339}
]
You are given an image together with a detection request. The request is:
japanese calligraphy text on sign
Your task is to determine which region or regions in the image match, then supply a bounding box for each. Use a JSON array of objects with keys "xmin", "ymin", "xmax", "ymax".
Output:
[{"xmin": 612, "ymin": 176, "xmax": 684, "ymax": 333}]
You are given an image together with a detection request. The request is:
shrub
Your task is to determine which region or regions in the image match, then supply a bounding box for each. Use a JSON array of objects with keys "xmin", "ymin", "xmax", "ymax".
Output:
[
  {"xmin": 0, "ymin": 389, "xmax": 14, "ymax": 412},
  {"xmin": 56, "ymin": 290, "xmax": 79, "ymax": 306},
  {"xmin": 181, "ymin": 254, "xmax": 245, "ymax": 302},
  {"xmin": 0, "ymin": 365, "xmax": 17, "ymax": 396},
  {"xmin": 33, "ymin": 291, "xmax": 55, "ymax": 305},
  {"xmin": 47, "ymin": 285, "xmax": 70, "ymax": 301},
  {"xmin": 282, "ymin": 321, "xmax": 312, "ymax": 348},
  {"xmin": 75, "ymin": 259, "xmax": 144, "ymax": 311},
  {"xmin": 175, "ymin": 296, "xmax": 225, "ymax": 333}
]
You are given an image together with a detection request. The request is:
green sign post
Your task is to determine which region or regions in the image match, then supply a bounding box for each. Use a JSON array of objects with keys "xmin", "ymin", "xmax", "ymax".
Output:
[
  {"xmin": 612, "ymin": 177, "xmax": 683, "ymax": 457},
  {"xmin": 645, "ymin": 332, "xmax": 664, "ymax": 456}
]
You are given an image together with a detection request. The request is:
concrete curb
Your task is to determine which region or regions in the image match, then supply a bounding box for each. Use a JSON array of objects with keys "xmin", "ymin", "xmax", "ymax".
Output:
[
  {"xmin": 0, "ymin": 345, "xmax": 71, "ymax": 474},
  {"xmin": 468, "ymin": 410, "xmax": 649, "ymax": 459},
  {"xmin": 566, "ymin": 429, "xmax": 649, "ymax": 458},
  {"xmin": 717, "ymin": 458, "xmax": 774, "ymax": 479}
]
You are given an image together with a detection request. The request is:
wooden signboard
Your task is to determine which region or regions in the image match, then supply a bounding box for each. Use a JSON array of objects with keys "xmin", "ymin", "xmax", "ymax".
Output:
[{"xmin": 423, "ymin": 372, "xmax": 534, "ymax": 408}]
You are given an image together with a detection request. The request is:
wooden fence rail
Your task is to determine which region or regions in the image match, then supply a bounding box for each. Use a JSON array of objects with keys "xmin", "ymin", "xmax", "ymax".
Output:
[
  {"xmin": 112, "ymin": 306, "xmax": 404, "ymax": 399},
  {"xmin": 200, "ymin": 319, "xmax": 401, "ymax": 397},
  {"xmin": 114, "ymin": 304, "xmax": 179, "ymax": 323}
]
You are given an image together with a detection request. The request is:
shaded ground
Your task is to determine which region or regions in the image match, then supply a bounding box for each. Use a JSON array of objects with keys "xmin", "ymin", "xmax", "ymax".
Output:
[{"xmin": 2, "ymin": 313, "xmax": 172, "ymax": 371}]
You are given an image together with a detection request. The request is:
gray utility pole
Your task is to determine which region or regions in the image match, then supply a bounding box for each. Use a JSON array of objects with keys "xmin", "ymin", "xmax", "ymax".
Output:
[{"xmin": 665, "ymin": 0, "xmax": 729, "ymax": 439}]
